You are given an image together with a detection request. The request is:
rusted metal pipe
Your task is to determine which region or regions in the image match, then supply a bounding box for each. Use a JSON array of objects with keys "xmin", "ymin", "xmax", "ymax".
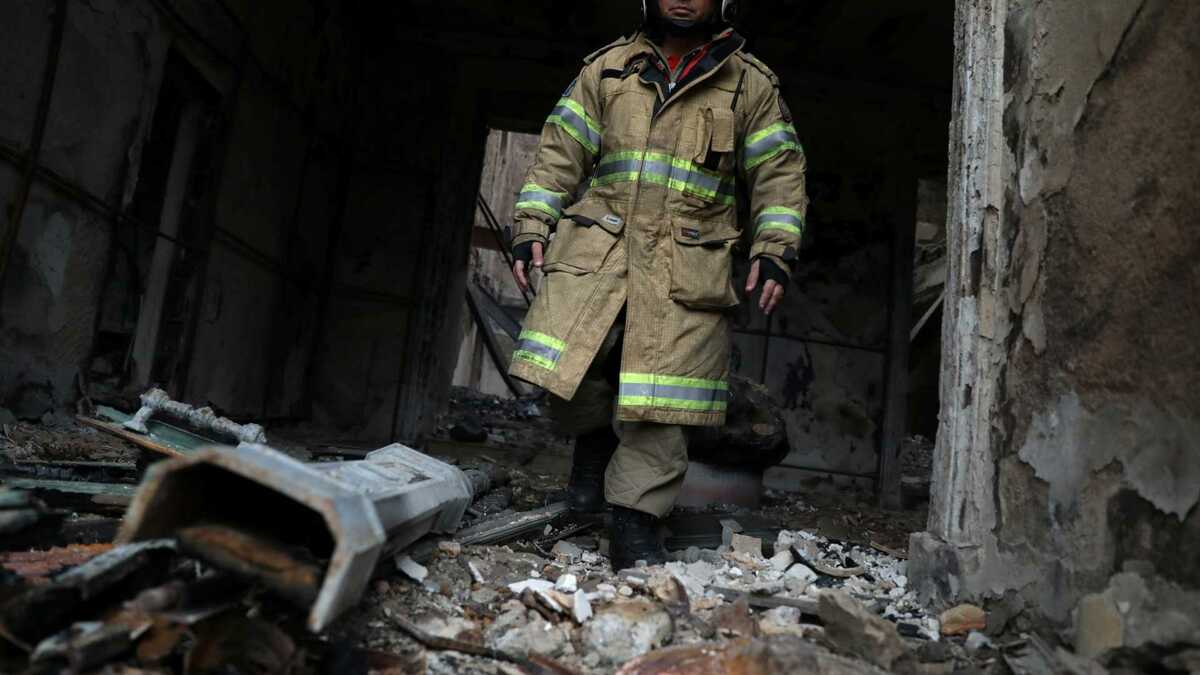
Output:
[{"xmin": 118, "ymin": 443, "xmax": 477, "ymax": 632}]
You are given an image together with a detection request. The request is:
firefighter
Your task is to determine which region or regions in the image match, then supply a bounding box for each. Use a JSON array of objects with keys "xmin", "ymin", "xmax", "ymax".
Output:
[{"xmin": 509, "ymin": 0, "xmax": 807, "ymax": 570}]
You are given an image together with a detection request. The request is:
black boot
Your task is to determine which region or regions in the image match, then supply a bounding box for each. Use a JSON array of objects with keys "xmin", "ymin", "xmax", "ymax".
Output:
[
  {"xmin": 566, "ymin": 427, "xmax": 618, "ymax": 514},
  {"xmin": 609, "ymin": 506, "xmax": 668, "ymax": 571}
]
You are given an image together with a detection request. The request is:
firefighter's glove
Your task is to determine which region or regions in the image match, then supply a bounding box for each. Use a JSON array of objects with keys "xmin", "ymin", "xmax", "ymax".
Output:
[
  {"xmin": 746, "ymin": 256, "xmax": 790, "ymax": 316},
  {"xmin": 513, "ymin": 241, "xmax": 535, "ymax": 266},
  {"xmin": 511, "ymin": 240, "xmax": 545, "ymax": 293},
  {"xmin": 757, "ymin": 256, "xmax": 789, "ymax": 287}
]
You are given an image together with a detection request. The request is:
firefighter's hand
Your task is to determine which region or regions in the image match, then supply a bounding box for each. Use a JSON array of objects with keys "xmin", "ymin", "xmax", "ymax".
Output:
[
  {"xmin": 746, "ymin": 258, "xmax": 787, "ymax": 316},
  {"xmin": 512, "ymin": 241, "xmax": 544, "ymax": 292}
]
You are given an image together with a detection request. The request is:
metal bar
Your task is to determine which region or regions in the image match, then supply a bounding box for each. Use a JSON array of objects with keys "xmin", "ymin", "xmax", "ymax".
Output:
[
  {"xmin": 732, "ymin": 329, "xmax": 887, "ymax": 355},
  {"xmin": 910, "ymin": 290, "xmax": 945, "ymax": 342},
  {"xmin": 123, "ymin": 387, "xmax": 267, "ymax": 445},
  {"xmin": 0, "ymin": 0, "xmax": 68, "ymax": 299},
  {"xmin": 476, "ymin": 193, "xmax": 533, "ymax": 306},
  {"xmin": 476, "ymin": 194, "xmax": 515, "ymax": 269},
  {"xmin": 470, "ymin": 280, "xmax": 521, "ymax": 340},
  {"xmin": 464, "ymin": 287, "xmax": 524, "ymax": 398}
]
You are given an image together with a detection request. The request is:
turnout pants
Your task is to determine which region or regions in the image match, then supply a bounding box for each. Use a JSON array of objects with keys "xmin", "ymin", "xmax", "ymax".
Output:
[{"xmin": 546, "ymin": 319, "xmax": 689, "ymax": 518}]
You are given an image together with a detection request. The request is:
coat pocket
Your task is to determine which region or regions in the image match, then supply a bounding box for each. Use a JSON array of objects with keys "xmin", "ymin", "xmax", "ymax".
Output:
[
  {"xmin": 674, "ymin": 107, "xmax": 737, "ymax": 221},
  {"xmin": 542, "ymin": 199, "xmax": 626, "ymax": 275},
  {"xmin": 692, "ymin": 107, "xmax": 737, "ymax": 176},
  {"xmin": 669, "ymin": 217, "xmax": 741, "ymax": 310}
]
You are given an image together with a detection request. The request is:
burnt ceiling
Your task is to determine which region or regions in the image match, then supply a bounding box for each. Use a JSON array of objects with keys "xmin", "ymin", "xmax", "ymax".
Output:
[{"xmin": 366, "ymin": 0, "xmax": 954, "ymax": 90}]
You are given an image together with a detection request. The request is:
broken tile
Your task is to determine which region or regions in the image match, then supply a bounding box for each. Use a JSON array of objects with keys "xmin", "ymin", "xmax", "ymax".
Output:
[
  {"xmin": 818, "ymin": 590, "xmax": 909, "ymax": 671},
  {"xmin": 768, "ymin": 548, "xmax": 794, "ymax": 572},
  {"xmin": 582, "ymin": 600, "xmax": 673, "ymax": 664},
  {"xmin": 573, "ymin": 590, "xmax": 593, "ymax": 623},
  {"xmin": 965, "ymin": 631, "xmax": 993, "ymax": 653},
  {"xmin": 490, "ymin": 620, "xmax": 570, "ymax": 658},
  {"xmin": 551, "ymin": 540, "xmax": 583, "ymax": 562},
  {"xmin": 507, "ymin": 579, "xmax": 554, "ymax": 595},
  {"xmin": 396, "ymin": 555, "xmax": 428, "ymax": 582},
  {"xmin": 731, "ymin": 533, "xmax": 764, "ymax": 559},
  {"xmin": 554, "ymin": 573, "xmax": 577, "ymax": 593}
]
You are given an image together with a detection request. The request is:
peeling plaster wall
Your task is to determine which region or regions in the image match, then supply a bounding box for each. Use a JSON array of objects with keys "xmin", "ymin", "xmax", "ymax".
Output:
[
  {"xmin": 0, "ymin": 0, "xmax": 361, "ymax": 421},
  {"xmin": 0, "ymin": 0, "xmax": 166, "ymax": 417},
  {"xmin": 915, "ymin": 0, "xmax": 1200, "ymax": 628}
]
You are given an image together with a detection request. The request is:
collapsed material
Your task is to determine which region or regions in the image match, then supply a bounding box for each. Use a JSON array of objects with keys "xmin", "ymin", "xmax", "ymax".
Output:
[{"xmin": 117, "ymin": 443, "xmax": 475, "ymax": 632}]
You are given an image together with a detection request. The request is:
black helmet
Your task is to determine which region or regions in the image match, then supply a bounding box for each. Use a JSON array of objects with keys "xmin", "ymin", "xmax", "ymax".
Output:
[{"xmin": 642, "ymin": 0, "xmax": 739, "ymax": 30}]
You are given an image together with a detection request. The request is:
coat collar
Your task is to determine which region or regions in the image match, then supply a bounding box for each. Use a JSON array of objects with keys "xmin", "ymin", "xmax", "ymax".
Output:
[{"xmin": 628, "ymin": 29, "xmax": 747, "ymax": 116}]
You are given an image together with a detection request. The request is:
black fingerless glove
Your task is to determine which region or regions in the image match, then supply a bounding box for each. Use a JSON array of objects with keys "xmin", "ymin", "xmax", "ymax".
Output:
[
  {"xmin": 513, "ymin": 241, "xmax": 535, "ymax": 265},
  {"xmin": 756, "ymin": 256, "xmax": 789, "ymax": 286}
]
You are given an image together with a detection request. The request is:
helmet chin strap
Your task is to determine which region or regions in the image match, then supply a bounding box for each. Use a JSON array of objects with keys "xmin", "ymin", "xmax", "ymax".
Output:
[
  {"xmin": 660, "ymin": 17, "xmax": 707, "ymax": 37},
  {"xmin": 646, "ymin": 3, "xmax": 717, "ymax": 38}
]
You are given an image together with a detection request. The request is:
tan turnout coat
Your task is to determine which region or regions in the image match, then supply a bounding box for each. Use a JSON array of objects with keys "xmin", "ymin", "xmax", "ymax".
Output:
[{"xmin": 509, "ymin": 30, "xmax": 808, "ymax": 427}]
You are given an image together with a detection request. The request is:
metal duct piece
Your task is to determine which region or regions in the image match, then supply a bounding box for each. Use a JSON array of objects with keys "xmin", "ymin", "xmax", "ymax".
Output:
[
  {"xmin": 122, "ymin": 388, "xmax": 268, "ymax": 446},
  {"xmin": 117, "ymin": 443, "xmax": 475, "ymax": 632}
]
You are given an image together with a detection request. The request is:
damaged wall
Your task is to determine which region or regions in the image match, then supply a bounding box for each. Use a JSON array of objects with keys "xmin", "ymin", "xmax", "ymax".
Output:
[
  {"xmin": 2, "ymin": 1, "xmax": 955, "ymax": 449},
  {"xmin": 0, "ymin": 0, "xmax": 167, "ymax": 418},
  {"xmin": 0, "ymin": 0, "xmax": 363, "ymax": 423},
  {"xmin": 914, "ymin": 0, "xmax": 1200, "ymax": 636}
]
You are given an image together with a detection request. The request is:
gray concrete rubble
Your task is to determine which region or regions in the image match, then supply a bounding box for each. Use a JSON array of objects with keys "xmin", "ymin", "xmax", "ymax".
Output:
[{"xmin": 0, "ymin": 399, "xmax": 1176, "ymax": 675}]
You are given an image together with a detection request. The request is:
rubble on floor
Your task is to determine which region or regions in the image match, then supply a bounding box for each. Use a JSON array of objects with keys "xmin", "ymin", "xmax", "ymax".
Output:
[{"xmin": 0, "ymin": 393, "xmax": 1138, "ymax": 674}]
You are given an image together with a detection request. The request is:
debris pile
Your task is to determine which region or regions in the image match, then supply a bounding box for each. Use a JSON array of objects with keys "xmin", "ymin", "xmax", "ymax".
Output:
[{"xmin": 0, "ymin": 390, "xmax": 1140, "ymax": 674}]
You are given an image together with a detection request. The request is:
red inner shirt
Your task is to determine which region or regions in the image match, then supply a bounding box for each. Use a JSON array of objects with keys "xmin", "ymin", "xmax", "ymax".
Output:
[{"xmin": 666, "ymin": 43, "xmax": 713, "ymax": 82}]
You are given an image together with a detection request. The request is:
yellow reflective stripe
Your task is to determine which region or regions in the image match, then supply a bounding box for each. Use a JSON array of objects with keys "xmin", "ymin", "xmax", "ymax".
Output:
[
  {"xmin": 619, "ymin": 373, "xmax": 728, "ymax": 389},
  {"xmin": 514, "ymin": 350, "xmax": 556, "ymax": 371},
  {"xmin": 756, "ymin": 206, "xmax": 805, "ymax": 236},
  {"xmin": 558, "ymin": 99, "xmax": 601, "ymax": 134},
  {"xmin": 597, "ymin": 151, "xmax": 723, "ymax": 181},
  {"xmin": 593, "ymin": 151, "xmax": 735, "ymax": 204},
  {"xmin": 519, "ymin": 330, "xmax": 566, "ymax": 351},
  {"xmin": 745, "ymin": 122, "xmax": 794, "ymax": 147},
  {"xmin": 744, "ymin": 122, "xmax": 803, "ymax": 171},
  {"xmin": 758, "ymin": 222, "xmax": 803, "ymax": 235},
  {"xmin": 547, "ymin": 98, "xmax": 602, "ymax": 154},
  {"xmin": 516, "ymin": 200, "xmax": 561, "ymax": 218},
  {"xmin": 617, "ymin": 396, "xmax": 729, "ymax": 412}
]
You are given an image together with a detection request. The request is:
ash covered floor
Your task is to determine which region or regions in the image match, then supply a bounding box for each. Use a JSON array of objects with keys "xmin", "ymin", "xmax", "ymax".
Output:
[{"xmin": 0, "ymin": 389, "xmax": 1018, "ymax": 675}]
